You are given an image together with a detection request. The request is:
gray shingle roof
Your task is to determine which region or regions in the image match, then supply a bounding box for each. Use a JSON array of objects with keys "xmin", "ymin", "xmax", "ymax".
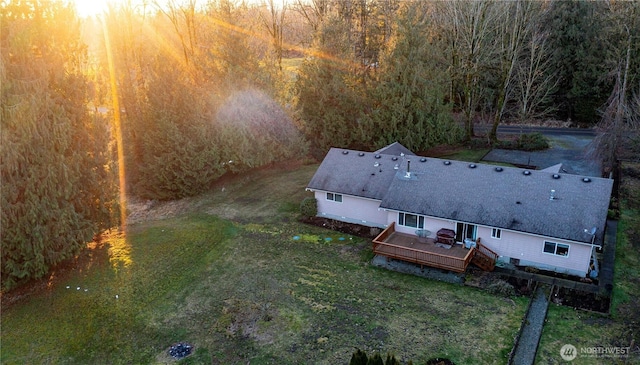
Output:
[
  {"xmin": 307, "ymin": 148, "xmax": 403, "ymax": 200},
  {"xmin": 308, "ymin": 145, "xmax": 613, "ymax": 245},
  {"xmin": 374, "ymin": 142, "xmax": 415, "ymax": 156}
]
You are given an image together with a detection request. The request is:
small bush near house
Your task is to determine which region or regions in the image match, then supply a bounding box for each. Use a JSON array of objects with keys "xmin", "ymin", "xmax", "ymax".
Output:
[
  {"xmin": 300, "ymin": 197, "xmax": 317, "ymax": 218},
  {"xmin": 486, "ymin": 279, "xmax": 516, "ymax": 297},
  {"xmin": 524, "ymin": 266, "xmax": 539, "ymax": 273}
]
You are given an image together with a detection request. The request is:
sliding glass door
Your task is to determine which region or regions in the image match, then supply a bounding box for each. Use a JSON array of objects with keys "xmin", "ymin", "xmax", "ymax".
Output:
[{"xmin": 455, "ymin": 222, "xmax": 477, "ymax": 242}]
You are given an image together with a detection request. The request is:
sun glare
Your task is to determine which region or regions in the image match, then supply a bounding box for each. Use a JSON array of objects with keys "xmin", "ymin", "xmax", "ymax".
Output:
[
  {"xmin": 74, "ymin": 0, "xmax": 291, "ymax": 18},
  {"xmin": 73, "ymin": 0, "xmax": 152, "ymax": 18},
  {"xmin": 73, "ymin": 0, "xmax": 110, "ymax": 17}
]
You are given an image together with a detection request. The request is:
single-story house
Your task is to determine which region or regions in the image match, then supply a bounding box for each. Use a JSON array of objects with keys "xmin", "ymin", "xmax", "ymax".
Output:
[{"xmin": 306, "ymin": 143, "xmax": 613, "ymax": 277}]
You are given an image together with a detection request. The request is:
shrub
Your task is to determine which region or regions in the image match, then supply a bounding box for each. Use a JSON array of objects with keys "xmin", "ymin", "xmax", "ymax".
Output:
[
  {"xmin": 300, "ymin": 197, "xmax": 317, "ymax": 218},
  {"xmin": 486, "ymin": 279, "xmax": 516, "ymax": 297},
  {"xmin": 608, "ymin": 209, "xmax": 620, "ymax": 220},
  {"xmin": 350, "ymin": 349, "xmax": 405, "ymax": 365},
  {"xmin": 350, "ymin": 348, "xmax": 368, "ymax": 365},
  {"xmin": 385, "ymin": 353, "xmax": 400, "ymax": 365},
  {"xmin": 494, "ymin": 133, "xmax": 549, "ymax": 151},
  {"xmin": 368, "ymin": 353, "xmax": 384, "ymax": 365},
  {"xmin": 516, "ymin": 132, "xmax": 549, "ymax": 151}
]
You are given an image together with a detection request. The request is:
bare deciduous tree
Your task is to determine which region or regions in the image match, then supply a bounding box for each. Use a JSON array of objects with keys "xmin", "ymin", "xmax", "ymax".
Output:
[
  {"xmin": 489, "ymin": 0, "xmax": 541, "ymax": 141},
  {"xmin": 438, "ymin": 0, "xmax": 500, "ymax": 140},
  {"xmin": 292, "ymin": 0, "xmax": 332, "ymax": 33},
  {"xmin": 154, "ymin": 0, "xmax": 199, "ymax": 67},
  {"xmin": 259, "ymin": 0, "xmax": 287, "ymax": 71},
  {"xmin": 515, "ymin": 31, "xmax": 559, "ymax": 122}
]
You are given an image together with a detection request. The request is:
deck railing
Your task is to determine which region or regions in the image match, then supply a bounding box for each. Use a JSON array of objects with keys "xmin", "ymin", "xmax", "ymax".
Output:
[
  {"xmin": 476, "ymin": 241, "xmax": 498, "ymax": 262},
  {"xmin": 373, "ymin": 223, "xmax": 475, "ymax": 273},
  {"xmin": 373, "ymin": 222, "xmax": 396, "ymax": 244}
]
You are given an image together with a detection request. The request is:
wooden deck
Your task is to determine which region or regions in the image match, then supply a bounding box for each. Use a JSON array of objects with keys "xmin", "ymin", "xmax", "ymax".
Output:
[{"xmin": 373, "ymin": 223, "xmax": 476, "ymax": 272}]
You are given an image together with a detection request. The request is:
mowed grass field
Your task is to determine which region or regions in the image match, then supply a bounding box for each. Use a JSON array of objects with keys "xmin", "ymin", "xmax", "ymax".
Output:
[{"xmin": 2, "ymin": 162, "xmax": 528, "ymax": 364}]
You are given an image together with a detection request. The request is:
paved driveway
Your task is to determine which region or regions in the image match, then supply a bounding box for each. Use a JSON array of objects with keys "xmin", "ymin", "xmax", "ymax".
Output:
[{"xmin": 483, "ymin": 133, "xmax": 602, "ymax": 177}]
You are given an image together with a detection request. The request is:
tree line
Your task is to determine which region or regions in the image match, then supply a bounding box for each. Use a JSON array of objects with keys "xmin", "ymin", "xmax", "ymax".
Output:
[
  {"xmin": 1, "ymin": 0, "xmax": 639, "ymax": 289},
  {"xmin": 294, "ymin": 0, "xmax": 639, "ymax": 153}
]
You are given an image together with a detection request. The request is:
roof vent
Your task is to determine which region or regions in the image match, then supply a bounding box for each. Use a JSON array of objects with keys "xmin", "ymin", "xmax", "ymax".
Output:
[
  {"xmin": 444, "ymin": 161, "xmax": 451, "ymax": 165},
  {"xmin": 374, "ymin": 162, "xmax": 380, "ymax": 167},
  {"xmin": 392, "ymin": 156, "xmax": 398, "ymax": 161},
  {"xmin": 358, "ymin": 152, "xmax": 365, "ymax": 157},
  {"xmin": 523, "ymin": 170, "xmax": 531, "ymax": 176},
  {"xmin": 420, "ymin": 158, "xmax": 427, "ymax": 162},
  {"xmin": 495, "ymin": 167, "xmax": 503, "ymax": 172},
  {"xmin": 374, "ymin": 154, "xmax": 381, "ymax": 159},
  {"xmin": 550, "ymin": 189, "xmax": 556, "ymax": 200},
  {"xmin": 342, "ymin": 150, "xmax": 349, "ymax": 155},
  {"xmin": 394, "ymin": 164, "xmax": 399, "ymax": 170},
  {"xmin": 469, "ymin": 163, "xmax": 477, "ymax": 169},
  {"xmin": 552, "ymin": 174, "xmax": 561, "ymax": 179},
  {"xmin": 582, "ymin": 177, "xmax": 592, "ymax": 183}
]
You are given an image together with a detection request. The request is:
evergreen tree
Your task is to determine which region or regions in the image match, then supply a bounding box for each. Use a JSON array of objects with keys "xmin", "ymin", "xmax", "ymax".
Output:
[
  {"xmin": 588, "ymin": 1, "xmax": 640, "ymax": 172},
  {"xmin": 130, "ymin": 59, "xmax": 224, "ymax": 200},
  {"xmin": 543, "ymin": 0, "xmax": 611, "ymax": 124},
  {"xmin": 103, "ymin": 2, "xmax": 281, "ymax": 200},
  {"xmin": 295, "ymin": 15, "xmax": 366, "ymax": 155},
  {"xmin": 1, "ymin": 0, "xmax": 118, "ymax": 290},
  {"xmin": 365, "ymin": 2, "xmax": 462, "ymax": 152}
]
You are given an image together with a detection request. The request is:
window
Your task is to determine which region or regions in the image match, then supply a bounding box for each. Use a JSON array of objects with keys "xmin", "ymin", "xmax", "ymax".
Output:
[
  {"xmin": 543, "ymin": 241, "xmax": 569, "ymax": 257},
  {"xmin": 491, "ymin": 228, "xmax": 502, "ymax": 239},
  {"xmin": 326, "ymin": 192, "xmax": 343, "ymax": 202},
  {"xmin": 398, "ymin": 212, "xmax": 424, "ymax": 229}
]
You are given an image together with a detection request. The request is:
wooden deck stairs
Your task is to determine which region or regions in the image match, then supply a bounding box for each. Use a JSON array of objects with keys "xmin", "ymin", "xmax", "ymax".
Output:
[{"xmin": 471, "ymin": 240, "xmax": 498, "ymax": 271}]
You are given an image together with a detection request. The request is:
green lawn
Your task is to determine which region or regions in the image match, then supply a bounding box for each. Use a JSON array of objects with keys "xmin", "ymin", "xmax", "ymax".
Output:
[
  {"xmin": 535, "ymin": 208, "xmax": 640, "ymax": 364},
  {"xmin": 2, "ymin": 162, "xmax": 527, "ymax": 364}
]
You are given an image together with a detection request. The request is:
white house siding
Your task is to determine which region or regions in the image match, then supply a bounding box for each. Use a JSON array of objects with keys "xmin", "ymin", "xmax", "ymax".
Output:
[
  {"xmin": 314, "ymin": 192, "xmax": 388, "ymax": 228},
  {"xmin": 385, "ymin": 210, "xmax": 591, "ymax": 277},
  {"xmin": 477, "ymin": 227, "xmax": 592, "ymax": 276},
  {"xmin": 385, "ymin": 211, "xmax": 455, "ymax": 236}
]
